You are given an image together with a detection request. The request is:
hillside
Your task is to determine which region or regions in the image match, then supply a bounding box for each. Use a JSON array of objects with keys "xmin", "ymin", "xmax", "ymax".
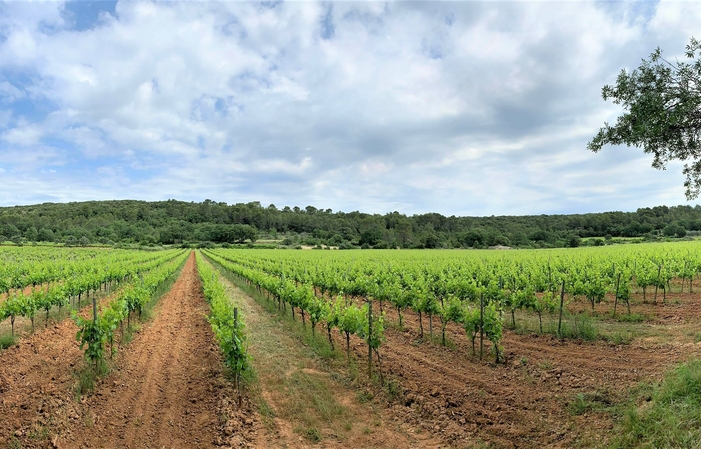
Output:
[{"xmin": 0, "ymin": 200, "xmax": 698, "ymax": 248}]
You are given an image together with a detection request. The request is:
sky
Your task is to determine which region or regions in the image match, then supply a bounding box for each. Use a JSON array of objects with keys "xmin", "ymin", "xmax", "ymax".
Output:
[{"xmin": 0, "ymin": 0, "xmax": 700, "ymax": 216}]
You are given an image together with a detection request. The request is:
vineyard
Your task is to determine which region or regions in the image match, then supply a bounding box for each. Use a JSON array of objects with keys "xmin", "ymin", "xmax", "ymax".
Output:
[
  {"xmin": 1, "ymin": 243, "xmax": 701, "ymax": 448},
  {"xmin": 200, "ymin": 242, "xmax": 701, "ymax": 447},
  {"xmin": 203, "ymin": 242, "xmax": 701, "ymax": 363}
]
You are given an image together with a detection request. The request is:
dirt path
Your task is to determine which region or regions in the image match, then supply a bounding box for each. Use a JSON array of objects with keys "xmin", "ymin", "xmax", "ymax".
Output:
[
  {"xmin": 346, "ymin": 302, "xmax": 701, "ymax": 449},
  {"xmin": 212, "ymin": 265, "xmax": 440, "ymax": 449},
  {"xmin": 63, "ymin": 252, "xmax": 236, "ymax": 449}
]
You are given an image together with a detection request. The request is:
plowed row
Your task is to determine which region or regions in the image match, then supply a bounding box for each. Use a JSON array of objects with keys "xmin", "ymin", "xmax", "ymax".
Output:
[{"xmin": 342, "ymin": 292, "xmax": 701, "ymax": 448}]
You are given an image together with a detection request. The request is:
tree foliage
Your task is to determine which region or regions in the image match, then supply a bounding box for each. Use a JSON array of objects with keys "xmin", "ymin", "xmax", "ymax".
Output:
[{"xmin": 589, "ymin": 37, "xmax": 701, "ymax": 198}]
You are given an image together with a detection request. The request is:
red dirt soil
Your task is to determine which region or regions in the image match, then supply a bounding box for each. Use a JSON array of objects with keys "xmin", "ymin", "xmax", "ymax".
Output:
[
  {"xmin": 62, "ymin": 252, "xmax": 253, "ymax": 448},
  {"xmin": 337, "ymin": 295, "xmax": 701, "ymax": 449},
  {"xmin": 0, "ymin": 253, "xmax": 256, "ymax": 449},
  {"xmin": 0, "ymin": 289, "xmax": 115, "ymax": 447}
]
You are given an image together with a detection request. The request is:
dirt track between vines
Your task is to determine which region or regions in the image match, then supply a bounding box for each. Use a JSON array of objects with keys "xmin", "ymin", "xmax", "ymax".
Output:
[
  {"xmin": 63, "ymin": 252, "xmax": 239, "ymax": 448},
  {"xmin": 0, "ymin": 253, "xmax": 251, "ymax": 449}
]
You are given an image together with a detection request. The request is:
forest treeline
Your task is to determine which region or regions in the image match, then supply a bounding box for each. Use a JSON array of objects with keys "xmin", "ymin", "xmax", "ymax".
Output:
[{"xmin": 0, "ymin": 199, "xmax": 698, "ymax": 249}]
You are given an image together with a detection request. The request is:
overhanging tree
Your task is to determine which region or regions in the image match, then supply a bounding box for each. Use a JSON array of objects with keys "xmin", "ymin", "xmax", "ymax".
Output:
[{"xmin": 588, "ymin": 37, "xmax": 701, "ymax": 198}]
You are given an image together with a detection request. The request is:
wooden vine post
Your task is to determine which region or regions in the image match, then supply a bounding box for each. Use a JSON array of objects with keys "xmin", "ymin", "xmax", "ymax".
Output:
[
  {"xmin": 557, "ymin": 280, "xmax": 565, "ymax": 337},
  {"xmin": 613, "ymin": 273, "xmax": 621, "ymax": 318},
  {"xmin": 92, "ymin": 294, "xmax": 98, "ymax": 371},
  {"xmin": 367, "ymin": 301, "xmax": 373, "ymax": 378},
  {"xmin": 234, "ymin": 307, "xmax": 242, "ymax": 407},
  {"xmin": 653, "ymin": 265, "xmax": 661, "ymax": 304},
  {"xmin": 479, "ymin": 293, "xmax": 484, "ymax": 361}
]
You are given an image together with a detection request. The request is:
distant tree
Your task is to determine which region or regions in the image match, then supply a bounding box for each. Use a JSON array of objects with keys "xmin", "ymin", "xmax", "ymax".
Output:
[
  {"xmin": 37, "ymin": 228, "xmax": 55, "ymax": 242},
  {"xmin": 394, "ymin": 220, "xmax": 413, "ymax": 247},
  {"xmin": 230, "ymin": 224, "xmax": 258, "ymax": 243},
  {"xmin": 459, "ymin": 229, "xmax": 486, "ymax": 247},
  {"xmin": 1, "ymin": 224, "xmax": 20, "ymax": 240},
  {"xmin": 359, "ymin": 228, "xmax": 383, "ymax": 247},
  {"xmin": 663, "ymin": 222, "xmax": 687, "ymax": 238},
  {"xmin": 491, "ymin": 235, "xmax": 511, "ymax": 247},
  {"xmin": 423, "ymin": 234, "xmax": 441, "ymax": 249},
  {"xmin": 79, "ymin": 236, "xmax": 91, "ymax": 246},
  {"xmin": 567, "ymin": 234, "xmax": 582, "ymax": 248},
  {"xmin": 589, "ymin": 37, "xmax": 701, "ymax": 198},
  {"xmin": 23, "ymin": 226, "xmax": 38, "ymax": 242}
]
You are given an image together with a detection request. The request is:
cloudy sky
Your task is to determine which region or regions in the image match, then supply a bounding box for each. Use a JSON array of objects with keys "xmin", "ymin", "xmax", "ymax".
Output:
[{"xmin": 0, "ymin": 0, "xmax": 699, "ymax": 216}]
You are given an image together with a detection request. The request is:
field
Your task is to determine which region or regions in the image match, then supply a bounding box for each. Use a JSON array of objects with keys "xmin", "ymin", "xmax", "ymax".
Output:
[{"xmin": 2, "ymin": 243, "xmax": 701, "ymax": 448}]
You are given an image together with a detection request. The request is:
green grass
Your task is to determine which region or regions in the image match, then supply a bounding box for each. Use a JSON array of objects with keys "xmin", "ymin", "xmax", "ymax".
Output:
[
  {"xmin": 512, "ymin": 310, "xmax": 599, "ymax": 341},
  {"xmin": 605, "ymin": 330, "xmax": 635, "ymax": 345},
  {"xmin": 0, "ymin": 334, "xmax": 16, "ymax": 349},
  {"xmin": 568, "ymin": 390, "xmax": 613, "ymax": 416},
  {"xmin": 537, "ymin": 359, "xmax": 553, "ymax": 370},
  {"xmin": 611, "ymin": 359, "xmax": 701, "ymax": 448},
  {"xmin": 615, "ymin": 312, "xmax": 653, "ymax": 323},
  {"xmin": 297, "ymin": 426, "xmax": 322, "ymax": 442},
  {"xmin": 203, "ymin": 258, "xmax": 356, "ymax": 444},
  {"xmin": 74, "ymin": 360, "xmax": 109, "ymax": 398}
]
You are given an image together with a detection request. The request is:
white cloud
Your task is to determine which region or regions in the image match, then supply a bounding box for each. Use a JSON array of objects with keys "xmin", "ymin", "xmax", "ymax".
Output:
[
  {"xmin": 0, "ymin": 1, "xmax": 695, "ymax": 214},
  {"xmin": 2, "ymin": 123, "xmax": 42, "ymax": 146}
]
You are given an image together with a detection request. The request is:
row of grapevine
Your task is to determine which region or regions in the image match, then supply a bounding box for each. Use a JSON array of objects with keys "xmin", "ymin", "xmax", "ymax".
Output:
[
  {"xmin": 74, "ymin": 250, "xmax": 189, "ymax": 370},
  {"xmin": 202, "ymin": 250, "xmax": 388, "ymax": 378},
  {"xmin": 194, "ymin": 252, "xmax": 250, "ymax": 402},
  {"xmin": 0, "ymin": 247, "xmax": 174, "ymax": 296},
  {"xmin": 205, "ymin": 242, "xmax": 701, "ymax": 361},
  {"xmin": 0, "ymin": 249, "xmax": 185, "ymax": 338},
  {"xmin": 207, "ymin": 249, "xmax": 503, "ymax": 363}
]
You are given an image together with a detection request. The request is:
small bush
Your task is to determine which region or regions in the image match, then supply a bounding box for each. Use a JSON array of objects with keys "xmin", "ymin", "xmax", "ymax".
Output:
[
  {"xmin": 300, "ymin": 427, "xmax": 321, "ymax": 442},
  {"xmin": 568, "ymin": 390, "xmax": 612, "ymax": 416}
]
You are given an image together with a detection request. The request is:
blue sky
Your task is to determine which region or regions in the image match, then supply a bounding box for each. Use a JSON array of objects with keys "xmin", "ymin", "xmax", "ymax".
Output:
[{"xmin": 0, "ymin": 0, "xmax": 699, "ymax": 216}]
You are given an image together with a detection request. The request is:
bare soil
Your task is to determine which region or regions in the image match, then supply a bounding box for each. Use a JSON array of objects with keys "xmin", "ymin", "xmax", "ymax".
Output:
[
  {"xmin": 339, "ymin": 289, "xmax": 701, "ymax": 449},
  {"xmin": 62, "ymin": 252, "xmax": 244, "ymax": 449},
  {"xmin": 0, "ymin": 288, "xmax": 116, "ymax": 447}
]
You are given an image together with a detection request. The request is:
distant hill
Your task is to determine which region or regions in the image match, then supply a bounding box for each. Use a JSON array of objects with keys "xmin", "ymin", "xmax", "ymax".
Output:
[{"xmin": 0, "ymin": 200, "xmax": 698, "ymax": 249}]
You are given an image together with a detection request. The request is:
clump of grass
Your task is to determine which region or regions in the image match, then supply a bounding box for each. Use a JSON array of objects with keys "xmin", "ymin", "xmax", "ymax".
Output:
[
  {"xmin": 286, "ymin": 370, "xmax": 346, "ymax": 436},
  {"xmin": 538, "ymin": 359, "xmax": 553, "ymax": 370},
  {"xmin": 74, "ymin": 361, "xmax": 109, "ymax": 398},
  {"xmin": 297, "ymin": 426, "xmax": 321, "ymax": 442},
  {"xmin": 556, "ymin": 314, "xmax": 598, "ymax": 341},
  {"xmin": 615, "ymin": 312, "xmax": 652, "ymax": 323},
  {"xmin": 0, "ymin": 334, "xmax": 16, "ymax": 349},
  {"xmin": 568, "ymin": 390, "xmax": 612, "ymax": 416},
  {"xmin": 356, "ymin": 390, "xmax": 374, "ymax": 404},
  {"xmin": 612, "ymin": 359, "xmax": 701, "ymax": 448},
  {"xmin": 7, "ymin": 437, "xmax": 21, "ymax": 449},
  {"xmin": 606, "ymin": 330, "xmax": 635, "ymax": 345},
  {"xmin": 384, "ymin": 378, "xmax": 402, "ymax": 401}
]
